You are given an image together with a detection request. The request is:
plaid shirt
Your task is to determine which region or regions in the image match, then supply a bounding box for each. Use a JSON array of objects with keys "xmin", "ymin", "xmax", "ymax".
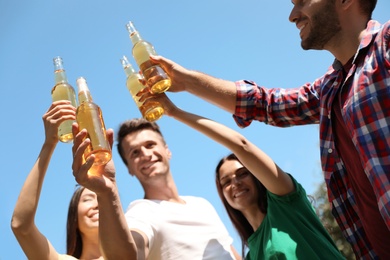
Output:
[{"xmin": 233, "ymin": 20, "xmax": 390, "ymax": 259}]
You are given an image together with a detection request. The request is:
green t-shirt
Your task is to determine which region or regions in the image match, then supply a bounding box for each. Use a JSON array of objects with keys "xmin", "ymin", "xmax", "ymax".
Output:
[{"xmin": 246, "ymin": 176, "xmax": 345, "ymax": 260}]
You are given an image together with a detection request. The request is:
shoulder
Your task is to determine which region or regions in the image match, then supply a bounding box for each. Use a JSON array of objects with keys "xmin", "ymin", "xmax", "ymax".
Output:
[
  {"xmin": 267, "ymin": 174, "xmax": 306, "ymax": 201},
  {"xmin": 181, "ymin": 196, "xmax": 213, "ymax": 206},
  {"xmin": 125, "ymin": 199, "xmax": 159, "ymax": 215}
]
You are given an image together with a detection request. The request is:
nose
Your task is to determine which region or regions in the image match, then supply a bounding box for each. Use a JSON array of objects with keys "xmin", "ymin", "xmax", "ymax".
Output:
[
  {"xmin": 92, "ymin": 198, "xmax": 98, "ymax": 210},
  {"xmin": 231, "ymin": 175, "xmax": 241, "ymax": 188},
  {"xmin": 139, "ymin": 146, "xmax": 152, "ymax": 158},
  {"xmin": 288, "ymin": 5, "xmax": 299, "ymax": 23}
]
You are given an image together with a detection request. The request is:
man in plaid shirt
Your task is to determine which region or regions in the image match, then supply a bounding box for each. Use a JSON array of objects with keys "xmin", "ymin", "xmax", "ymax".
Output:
[{"xmin": 147, "ymin": 0, "xmax": 390, "ymax": 258}]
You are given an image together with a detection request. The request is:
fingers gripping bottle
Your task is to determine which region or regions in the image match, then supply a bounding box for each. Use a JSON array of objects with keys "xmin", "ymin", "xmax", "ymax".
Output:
[
  {"xmin": 51, "ymin": 56, "xmax": 77, "ymax": 143},
  {"xmin": 120, "ymin": 56, "xmax": 164, "ymax": 122},
  {"xmin": 126, "ymin": 21, "xmax": 171, "ymax": 94},
  {"xmin": 75, "ymin": 77, "xmax": 111, "ymax": 166}
]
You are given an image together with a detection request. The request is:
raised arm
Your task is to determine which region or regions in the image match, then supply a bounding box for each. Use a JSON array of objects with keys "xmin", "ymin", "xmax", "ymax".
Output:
[
  {"xmin": 71, "ymin": 125, "xmax": 140, "ymax": 259},
  {"xmin": 150, "ymin": 55, "xmax": 238, "ymax": 114},
  {"xmin": 11, "ymin": 101, "xmax": 76, "ymax": 260},
  {"xmin": 155, "ymin": 94, "xmax": 294, "ymax": 195}
]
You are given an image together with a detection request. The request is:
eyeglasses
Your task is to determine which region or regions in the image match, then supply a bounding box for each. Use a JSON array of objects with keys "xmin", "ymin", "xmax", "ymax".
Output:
[{"xmin": 219, "ymin": 169, "xmax": 251, "ymax": 188}]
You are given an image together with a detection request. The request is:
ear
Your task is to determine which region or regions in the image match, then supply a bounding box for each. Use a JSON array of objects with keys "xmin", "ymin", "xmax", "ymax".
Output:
[
  {"xmin": 340, "ymin": 0, "xmax": 353, "ymax": 8},
  {"xmin": 165, "ymin": 145, "xmax": 172, "ymax": 159},
  {"xmin": 127, "ymin": 167, "xmax": 135, "ymax": 177}
]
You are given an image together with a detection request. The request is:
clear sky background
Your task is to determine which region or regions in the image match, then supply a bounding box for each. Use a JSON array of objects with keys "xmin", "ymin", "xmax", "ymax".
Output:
[{"xmin": 1, "ymin": 1, "xmax": 388, "ymax": 259}]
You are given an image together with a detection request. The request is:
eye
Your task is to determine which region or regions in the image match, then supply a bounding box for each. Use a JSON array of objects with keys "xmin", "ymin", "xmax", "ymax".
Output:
[
  {"xmin": 238, "ymin": 170, "xmax": 250, "ymax": 179},
  {"xmin": 220, "ymin": 179, "xmax": 231, "ymax": 188},
  {"xmin": 146, "ymin": 143, "xmax": 155, "ymax": 149},
  {"xmin": 130, "ymin": 149, "xmax": 139, "ymax": 158}
]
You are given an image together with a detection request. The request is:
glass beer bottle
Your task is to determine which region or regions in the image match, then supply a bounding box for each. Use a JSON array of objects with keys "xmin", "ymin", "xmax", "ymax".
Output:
[
  {"xmin": 51, "ymin": 56, "xmax": 77, "ymax": 143},
  {"xmin": 126, "ymin": 21, "xmax": 171, "ymax": 94},
  {"xmin": 120, "ymin": 55, "xmax": 164, "ymax": 122},
  {"xmin": 75, "ymin": 77, "xmax": 111, "ymax": 167}
]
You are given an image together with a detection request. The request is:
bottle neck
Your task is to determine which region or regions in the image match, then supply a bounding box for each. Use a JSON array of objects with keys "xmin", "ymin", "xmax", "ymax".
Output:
[
  {"xmin": 124, "ymin": 65, "xmax": 136, "ymax": 77},
  {"xmin": 54, "ymin": 69, "xmax": 68, "ymax": 84},
  {"xmin": 130, "ymin": 31, "xmax": 142, "ymax": 45},
  {"xmin": 78, "ymin": 90, "xmax": 93, "ymax": 104}
]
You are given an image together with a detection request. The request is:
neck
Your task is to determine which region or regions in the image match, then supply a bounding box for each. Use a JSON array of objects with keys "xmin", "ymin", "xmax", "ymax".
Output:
[
  {"xmin": 242, "ymin": 206, "xmax": 266, "ymax": 232},
  {"xmin": 328, "ymin": 6, "xmax": 370, "ymax": 64},
  {"xmin": 79, "ymin": 232, "xmax": 102, "ymax": 260},
  {"xmin": 143, "ymin": 174, "xmax": 184, "ymax": 203}
]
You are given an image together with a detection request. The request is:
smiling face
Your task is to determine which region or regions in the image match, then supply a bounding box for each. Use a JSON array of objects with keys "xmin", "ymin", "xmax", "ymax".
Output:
[
  {"xmin": 289, "ymin": 0, "xmax": 341, "ymax": 50},
  {"xmin": 218, "ymin": 159, "xmax": 259, "ymax": 212},
  {"xmin": 77, "ymin": 188, "xmax": 99, "ymax": 235},
  {"xmin": 121, "ymin": 129, "xmax": 171, "ymax": 183}
]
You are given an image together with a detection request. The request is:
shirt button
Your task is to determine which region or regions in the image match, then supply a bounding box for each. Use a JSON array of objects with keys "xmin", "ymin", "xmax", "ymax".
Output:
[
  {"xmin": 333, "ymin": 82, "xmax": 338, "ymax": 86},
  {"xmin": 328, "ymin": 148, "xmax": 333, "ymax": 153}
]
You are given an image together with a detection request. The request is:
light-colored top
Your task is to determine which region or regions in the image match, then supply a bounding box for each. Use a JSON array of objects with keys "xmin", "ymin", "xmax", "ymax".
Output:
[{"xmin": 125, "ymin": 196, "xmax": 235, "ymax": 260}]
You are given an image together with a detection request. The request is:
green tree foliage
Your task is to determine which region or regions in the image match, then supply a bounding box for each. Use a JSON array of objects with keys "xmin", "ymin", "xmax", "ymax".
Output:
[{"xmin": 312, "ymin": 182, "xmax": 355, "ymax": 260}]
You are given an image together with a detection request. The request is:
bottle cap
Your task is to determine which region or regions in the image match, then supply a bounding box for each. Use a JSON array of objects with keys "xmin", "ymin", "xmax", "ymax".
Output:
[{"xmin": 76, "ymin": 77, "xmax": 89, "ymax": 92}]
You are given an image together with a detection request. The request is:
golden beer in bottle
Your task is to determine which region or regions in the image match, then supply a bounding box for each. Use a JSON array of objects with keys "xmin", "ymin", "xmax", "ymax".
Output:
[
  {"xmin": 120, "ymin": 55, "xmax": 164, "ymax": 122},
  {"xmin": 51, "ymin": 56, "xmax": 77, "ymax": 143},
  {"xmin": 126, "ymin": 21, "xmax": 171, "ymax": 94},
  {"xmin": 76, "ymin": 77, "xmax": 111, "ymax": 167}
]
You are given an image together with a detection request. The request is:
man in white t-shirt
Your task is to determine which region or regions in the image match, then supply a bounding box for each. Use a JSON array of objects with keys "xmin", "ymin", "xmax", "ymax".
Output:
[{"xmin": 71, "ymin": 118, "xmax": 240, "ymax": 259}]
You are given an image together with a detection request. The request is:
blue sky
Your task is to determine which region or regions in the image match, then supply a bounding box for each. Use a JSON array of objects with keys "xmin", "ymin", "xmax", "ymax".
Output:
[{"xmin": 1, "ymin": 1, "xmax": 388, "ymax": 259}]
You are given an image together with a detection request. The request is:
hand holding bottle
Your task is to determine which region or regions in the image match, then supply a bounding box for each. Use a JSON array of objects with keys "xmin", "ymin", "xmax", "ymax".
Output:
[
  {"xmin": 121, "ymin": 56, "xmax": 164, "ymax": 122},
  {"xmin": 71, "ymin": 123, "xmax": 117, "ymax": 194},
  {"xmin": 51, "ymin": 56, "xmax": 78, "ymax": 143},
  {"xmin": 147, "ymin": 55, "xmax": 191, "ymax": 93},
  {"xmin": 43, "ymin": 100, "xmax": 76, "ymax": 145},
  {"xmin": 126, "ymin": 21, "xmax": 171, "ymax": 94}
]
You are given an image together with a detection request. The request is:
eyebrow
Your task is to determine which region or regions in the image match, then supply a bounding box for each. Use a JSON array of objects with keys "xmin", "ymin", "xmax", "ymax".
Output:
[
  {"xmin": 81, "ymin": 193, "xmax": 95, "ymax": 199},
  {"xmin": 220, "ymin": 167, "xmax": 246, "ymax": 181}
]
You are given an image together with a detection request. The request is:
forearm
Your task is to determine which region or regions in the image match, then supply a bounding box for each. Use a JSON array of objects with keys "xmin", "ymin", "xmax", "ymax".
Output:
[
  {"xmin": 97, "ymin": 186, "xmax": 137, "ymax": 259},
  {"xmin": 170, "ymin": 108, "xmax": 243, "ymax": 153},
  {"xmin": 11, "ymin": 141, "xmax": 56, "ymax": 232},
  {"xmin": 184, "ymin": 70, "xmax": 237, "ymax": 114},
  {"xmin": 170, "ymin": 108, "xmax": 294, "ymax": 195}
]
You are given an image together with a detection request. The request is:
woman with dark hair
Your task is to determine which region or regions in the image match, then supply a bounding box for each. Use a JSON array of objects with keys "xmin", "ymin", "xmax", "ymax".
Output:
[
  {"xmin": 11, "ymin": 101, "xmax": 102, "ymax": 260},
  {"xmin": 152, "ymin": 93, "xmax": 345, "ymax": 259}
]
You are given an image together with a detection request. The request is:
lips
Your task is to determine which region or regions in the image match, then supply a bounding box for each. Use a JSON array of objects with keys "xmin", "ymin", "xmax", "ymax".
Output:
[
  {"xmin": 89, "ymin": 212, "xmax": 99, "ymax": 220},
  {"xmin": 297, "ymin": 22, "xmax": 307, "ymax": 38},
  {"xmin": 141, "ymin": 160, "xmax": 158, "ymax": 170},
  {"xmin": 234, "ymin": 189, "xmax": 249, "ymax": 198}
]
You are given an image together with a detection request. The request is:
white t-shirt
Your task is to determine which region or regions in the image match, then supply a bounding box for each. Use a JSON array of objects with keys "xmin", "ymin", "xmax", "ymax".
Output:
[{"xmin": 125, "ymin": 196, "xmax": 235, "ymax": 260}]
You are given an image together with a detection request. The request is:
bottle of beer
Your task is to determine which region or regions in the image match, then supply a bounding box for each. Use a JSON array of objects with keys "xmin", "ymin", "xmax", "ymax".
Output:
[
  {"xmin": 51, "ymin": 56, "xmax": 77, "ymax": 143},
  {"xmin": 120, "ymin": 55, "xmax": 164, "ymax": 122},
  {"xmin": 75, "ymin": 77, "xmax": 111, "ymax": 168},
  {"xmin": 126, "ymin": 21, "xmax": 171, "ymax": 94}
]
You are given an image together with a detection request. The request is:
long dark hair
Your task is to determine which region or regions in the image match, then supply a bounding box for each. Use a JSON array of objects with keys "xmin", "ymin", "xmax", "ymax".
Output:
[
  {"xmin": 66, "ymin": 186, "xmax": 85, "ymax": 257},
  {"xmin": 215, "ymin": 153, "xmax": 268, "ymax": 258}
]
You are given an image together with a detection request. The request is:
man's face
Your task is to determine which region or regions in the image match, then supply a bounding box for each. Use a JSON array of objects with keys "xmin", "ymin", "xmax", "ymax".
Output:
[
  {"xmin": 121, "ymin": 129, "xmax": 171, "ymax": 183},
  {"xmin": 290, "ymin": 0, "xmax": 342, "ymax": 50}
]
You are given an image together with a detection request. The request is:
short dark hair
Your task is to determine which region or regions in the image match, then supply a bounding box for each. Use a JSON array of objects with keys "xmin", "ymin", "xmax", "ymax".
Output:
[
  {"xmin": 117, "ymin": 118, "xmax": 165, "ymax": 166},
  {"xmin": 215, "ymin": 153, "xmax": 268, "ymax": 259}
]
